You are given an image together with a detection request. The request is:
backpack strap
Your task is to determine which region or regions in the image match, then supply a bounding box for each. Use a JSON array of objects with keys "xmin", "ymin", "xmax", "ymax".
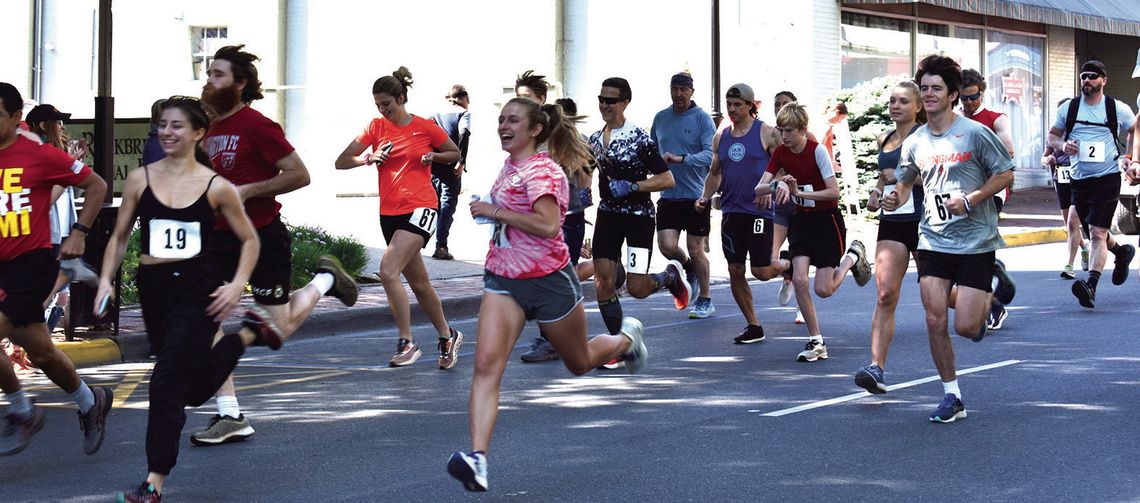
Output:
[
  {"xmin": 1063, "ymin": 97, "xmax": 1080, "ymax": 141},
  {"xmin": 1064, "ymin": 95, "xmax": 1124, "ymax": 157}
]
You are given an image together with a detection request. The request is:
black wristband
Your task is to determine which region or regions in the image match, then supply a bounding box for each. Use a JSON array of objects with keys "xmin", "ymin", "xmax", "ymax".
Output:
[{"xmin": 72, "ymin": 222, "xmax": 91, "ymax": 234}]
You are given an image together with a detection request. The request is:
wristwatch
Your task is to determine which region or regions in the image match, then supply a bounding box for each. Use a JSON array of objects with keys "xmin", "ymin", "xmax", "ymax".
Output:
[
  {"xmin": 630, "ymin": 182, "xmax": 640, "ymax": 192},
  {"xmin": 72, "ymin": 222, "xmax": 91, "ymax": 234},
  {"xmin": 679, "ymin": 154, "xmax": 686, "ymax": 163}
]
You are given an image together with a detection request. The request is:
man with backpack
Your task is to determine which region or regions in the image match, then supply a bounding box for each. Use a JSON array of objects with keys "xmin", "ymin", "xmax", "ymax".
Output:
[{"xmin": 1047, "ymin": 60, "xmax": 1136, "ymax": 308}]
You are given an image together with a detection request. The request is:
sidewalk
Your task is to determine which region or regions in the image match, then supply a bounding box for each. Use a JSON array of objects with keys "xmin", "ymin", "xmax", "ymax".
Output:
[{"xmin": 51, "ymin": 187, "xmax": 1068, "ymax": 366}]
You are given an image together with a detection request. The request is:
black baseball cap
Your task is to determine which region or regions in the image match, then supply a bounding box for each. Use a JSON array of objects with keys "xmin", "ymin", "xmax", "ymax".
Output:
[
  {"xmin": 1080, "ymin": 60, "xmax": 1107, "ymax": 77},
  {"xmin": 26, "ymin": 104, "xmax": 71, "ymax": 124}
]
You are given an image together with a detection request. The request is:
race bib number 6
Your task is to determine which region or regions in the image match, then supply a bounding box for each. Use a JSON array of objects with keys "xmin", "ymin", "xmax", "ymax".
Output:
[
  {"xmin": 927, "ymin": 190, "xmax": 965, "ymax": 225},
  {"xmin": 148, "ymin": 219, "xmax": 202, "ymax": 259},
  {"xmin": 409, "ymin": 207, "xmax": 438, "ymax": 235}
]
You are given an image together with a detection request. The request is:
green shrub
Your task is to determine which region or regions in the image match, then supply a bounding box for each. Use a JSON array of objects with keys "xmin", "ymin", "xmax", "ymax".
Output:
[
  {"xmin": 824, "ymin": 74, "xmax": 914, "ymax": 217},
  {"xmin": 116, "ymin": 222, "xmax": 368, "ymax": 305},
  {"xmin": 287, "ymin": 223, "xmax": 369, "ymax": 290}
]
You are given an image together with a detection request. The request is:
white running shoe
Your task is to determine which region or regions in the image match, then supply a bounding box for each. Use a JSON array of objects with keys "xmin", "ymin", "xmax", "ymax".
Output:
[
  {"xmin": 796, "ymin": 340, "xmax": 828, "ymax": 362},
  {"xmin": 794, "ymin": 309, "xmax": 805, "ymax": 324}
]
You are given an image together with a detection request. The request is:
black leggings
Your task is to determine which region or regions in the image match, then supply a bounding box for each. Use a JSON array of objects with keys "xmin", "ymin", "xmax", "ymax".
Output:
[{"xmin": 138, "ymin": 258, "xmax": 245, "ymax": 475}]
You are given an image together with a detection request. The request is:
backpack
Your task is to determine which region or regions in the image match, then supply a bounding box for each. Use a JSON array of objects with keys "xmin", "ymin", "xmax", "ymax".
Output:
[{"xmin": 1063, "ymin": 95, "xmax": 1124, "ymax": 156}]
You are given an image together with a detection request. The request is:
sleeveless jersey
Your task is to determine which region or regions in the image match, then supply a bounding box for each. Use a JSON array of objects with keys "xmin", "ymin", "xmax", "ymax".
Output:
[
  {"xmin": 138, "ymin": 169, "xmax": 218, "ymax": 260},
  {"xmin": 718, "ymin": 120, "xmax": 773, "ymax": 218},
  {"xmin": 878, "ymin": 129, "xmax": 923, "ymax": 222}
]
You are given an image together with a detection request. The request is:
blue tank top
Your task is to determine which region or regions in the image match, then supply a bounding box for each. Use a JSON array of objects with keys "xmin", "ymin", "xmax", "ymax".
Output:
[
  {"xmin": 138, "ymin": 168, "xmax": 218, "ymax": 259},
  {"xmin": 877, "ymin": 128, "xmax": 923, "ymax": 222},
  {"xmin": 718, "ymin": 120, "xmax": 773, "ymax": 218}
]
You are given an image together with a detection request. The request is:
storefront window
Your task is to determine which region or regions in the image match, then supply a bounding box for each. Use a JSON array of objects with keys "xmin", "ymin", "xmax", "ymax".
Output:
[
  {"xmin": 986, "ymin": 30, "xmax": 1046, "ymax": 185},
  {"xmin": 841, "ymin": 13, "xmax": 912, "ymax": 89},
  {"xmin": 917, "ymin": 23, "xmax": 982, "ymax": 71}
]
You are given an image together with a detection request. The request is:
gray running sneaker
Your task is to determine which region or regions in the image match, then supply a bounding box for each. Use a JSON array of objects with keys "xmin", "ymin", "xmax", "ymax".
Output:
[
  {"xmin": 60, "ymin": 259, "xmax": 99, "ymax": 287},
  {"xmin": 190, "ymin": 414, "xmax": 255, "ymax": 446},
  {"xmin": 78, "ymin": 386, "xmax": 113, "ymax": 455},
  {"xmin": 520, "ymin": 336, "xmax": 560, "ymax": 363},
  {"xmin": 854, "ymin": 364, "xmax": 887, "ymax": 394},
  {"xmin": 619, "ymin": 317, "xmax": 648, "ymax": 374},
  {"xmin": 390, "ymin": 338, "xmax": 422, "ymax": 367},
  {"xmin": 688, "ymin": 297, "xmax": 715, "ymax": 319},
  {"xmin": 0, "ymin": 403, "xmax": 45, "ymax": 456},
  {"xmin": 796, "ymin": 340, "xmax": 828, "ymax": 362},
  {"xmin": 848, "ymin": 240, "xmax": 872, "ymax": 287},
  {"xmin": 316, "ymin": 254, "xmax": 359, "ymax": 307},
  {"xmin": 438, "ymin": 328, "xmax": 464, "ymax": 370}
]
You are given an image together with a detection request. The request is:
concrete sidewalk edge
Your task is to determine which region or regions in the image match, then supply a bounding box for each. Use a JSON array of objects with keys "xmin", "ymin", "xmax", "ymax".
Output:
[{"xmin": 55, "ymin": 225, "xmax": 1068, "ymax": 367}]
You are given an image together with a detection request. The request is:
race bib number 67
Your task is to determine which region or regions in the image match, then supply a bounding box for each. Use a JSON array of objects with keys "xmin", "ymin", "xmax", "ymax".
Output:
[{"xmin": 927, "ymin": 190, "xmax": 965, "ymax": 225}]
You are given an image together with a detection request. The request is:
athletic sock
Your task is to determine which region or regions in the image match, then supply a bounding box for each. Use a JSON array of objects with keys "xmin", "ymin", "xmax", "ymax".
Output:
[
  {"xmin": 216, "ymin": 395, "xmax": 241, "ymax": 419},
  {"xmin": 1109, "ymin": 242, "xmax": 1122, "ymax": 256},
  {"xmin": 1088, "ymin": 270, "xmax": 1101, "ymax": 290},
  {"xmin": 844, "ymin": 250, "xmax": 859, "ymax": 265},
  {"xmin": 71, "ymin": 382, "xmax": 95, "ymax": 414},
  {"xmin": 4, "ymin": 390, "xmax": 33, "ymax": 420},
  {"xmin": 943, "ymin": 380, "xmax": 961, "ymax": 399},
  {"xmin": 809, "ymin": 334, "xmax": 823, "ymax": 343},
  {"xmin": 651, "ymin": 267, "xmax": 678, "ymax": 292},
  {"xmin": 309, "ymin": 272, "xmax": 335, "ymax": 295},
  {"xmin": 598, "ymin": 295, "xmax": 624, "ymax": 335}
]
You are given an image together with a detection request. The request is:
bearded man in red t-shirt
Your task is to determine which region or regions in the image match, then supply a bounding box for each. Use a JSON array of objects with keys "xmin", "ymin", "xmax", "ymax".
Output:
[{"xmin": 189, "ymin": 45, "xmax": 358, "ymax": 446}]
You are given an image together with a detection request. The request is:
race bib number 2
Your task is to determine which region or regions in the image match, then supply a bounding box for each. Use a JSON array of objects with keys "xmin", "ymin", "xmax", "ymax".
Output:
[
  {"xmin": 148, "ymin": 219, "xmax": 202, "ymax": 259},
  {"xmin": 1079, "ymin": 141, "xmax": 1105, "ymax": 163},
  {"xmin": 927, "ymin": 190, "xmax": 965, "ymax": 225},
  {"xmin": 409, "ymin": 207, "xmax": 438, "ymax": 235}
]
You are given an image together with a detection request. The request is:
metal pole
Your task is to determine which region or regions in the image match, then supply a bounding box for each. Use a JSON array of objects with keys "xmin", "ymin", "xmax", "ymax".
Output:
[
  {"xmin": 710, "ymin": 0, "xmax": 722, "ymax": 126},
  {"xmin": 94, "ymin": 0, "xmax": 113, "ymax": 203}
]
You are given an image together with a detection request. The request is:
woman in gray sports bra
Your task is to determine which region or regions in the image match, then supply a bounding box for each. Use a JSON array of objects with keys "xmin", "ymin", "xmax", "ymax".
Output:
[{"xmin": 96, "ymin": 96, "xmax": 262, "ymax": 502}]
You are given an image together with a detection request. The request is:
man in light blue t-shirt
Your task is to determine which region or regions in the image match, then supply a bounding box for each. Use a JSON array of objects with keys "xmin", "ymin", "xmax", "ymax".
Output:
[
  {"xmin": 650, "ymin": 72, "xmax": 716, "ymax": 319},
  {"xmin": 1047, "ymin": 60, "xmax": 1136, "ymax": 309}
]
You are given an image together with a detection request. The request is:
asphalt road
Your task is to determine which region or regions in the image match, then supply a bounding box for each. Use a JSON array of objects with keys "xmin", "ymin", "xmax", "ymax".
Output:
[{"xmin": 5, "ymin": 241, "xmax": 1140, "ymax": 502}]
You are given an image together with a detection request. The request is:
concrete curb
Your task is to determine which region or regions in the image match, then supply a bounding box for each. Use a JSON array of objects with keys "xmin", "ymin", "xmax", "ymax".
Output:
[{"xmin": 55, "ymin": 225, "xmax": 1068, "ymax": 367}]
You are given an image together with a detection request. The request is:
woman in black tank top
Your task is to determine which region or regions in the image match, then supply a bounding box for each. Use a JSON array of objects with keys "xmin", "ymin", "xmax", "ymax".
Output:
[{"xmin": 95, "ymin": 97, "xmax": 261, "ymax": 501}]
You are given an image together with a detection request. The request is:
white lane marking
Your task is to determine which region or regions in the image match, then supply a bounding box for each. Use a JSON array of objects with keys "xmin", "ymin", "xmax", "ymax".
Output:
[{"xmin": 756, "ymin": 359, "xmax": 1022, "ymax": 417}]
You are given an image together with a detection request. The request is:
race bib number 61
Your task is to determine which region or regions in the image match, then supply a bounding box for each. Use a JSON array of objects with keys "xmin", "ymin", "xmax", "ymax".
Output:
[{"xmin": 409, "ymin": 207, "xmax": 438, "ymax": 235}]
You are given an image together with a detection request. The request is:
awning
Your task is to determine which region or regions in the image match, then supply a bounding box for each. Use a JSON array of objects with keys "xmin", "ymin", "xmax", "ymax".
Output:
[{"xmin": 845, "ymin": 0, "xmax": 1140, "ymax": 37}]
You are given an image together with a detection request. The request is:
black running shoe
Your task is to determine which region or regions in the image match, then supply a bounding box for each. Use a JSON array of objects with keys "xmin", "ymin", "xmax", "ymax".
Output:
[
  {"xmin": 733, "ymin": 325, "xmax": 765, "ymax": 344},
  {"xmin": 1112, "ymin": 244, "xmax": 1135, "ymax": 286},
  {"xmin": 992, "ymin": 259, "xmax": 1016, "ymax": 305},
  {"xmin": 1071, "ymin": 279, "xmax": 1095, "ymax": 309},
  {"xmin": 79, "ymin": 386, "xmax": 114, "ymax": 455}
]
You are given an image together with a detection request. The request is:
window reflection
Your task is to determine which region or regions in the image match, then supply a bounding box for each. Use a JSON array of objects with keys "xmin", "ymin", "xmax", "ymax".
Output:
[{"xmin": 987, "ymin": 31, "xmax": 1046, "ymax": 184}]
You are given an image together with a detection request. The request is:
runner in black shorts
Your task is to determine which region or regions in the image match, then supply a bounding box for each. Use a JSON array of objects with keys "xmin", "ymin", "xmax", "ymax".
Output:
[
  {"xmin": 856, "ymin": 80, "xmax": 924, "ymax": 394},
  {"xmin": 336, "ymin": 66, "xmax": 464, "ymax": 370},
  {"xmin": 589, "ymin": 77, "xmax": 691, "ymax": 360},
  {"xmin": 651, "ymin": 72, "xmax": 716, "ymax": 319},
  {"xmin": 754, "ymin": 101, "xmax": 870, "ymax": 363},
  {"xmin": 1047, "ymin": 59, "xmax": 1137, "ymax": 308},
  {"xmin": 1042, "ymin": 135, "xmax": 1088, "ymax": 279},
  {"xmin": 195, "ymin": 45, "xmax": 359, "ymax": 446},
  {"xmin": 0, "ymin": 82, "xmax": 113, "ymax": 459},
  {"xmin": 882, "ymin": 55, "xmax": 1014, "ymax": 423}
]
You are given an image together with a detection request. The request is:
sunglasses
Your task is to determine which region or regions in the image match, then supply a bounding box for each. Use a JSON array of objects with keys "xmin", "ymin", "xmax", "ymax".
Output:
[
  {"xmin": 960, "ymin": 92, "xmax": 983, "ymax": 102},
  {"xmin": 598, "ymin": 96, "xmax": 623, "ymax": 105},
  {"xmin": 1080, "ymin": 72, "xmax": 1102, "ymax": 81}
]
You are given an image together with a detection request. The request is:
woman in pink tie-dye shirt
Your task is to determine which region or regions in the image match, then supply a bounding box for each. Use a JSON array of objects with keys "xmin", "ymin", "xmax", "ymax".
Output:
[{"xmin": 446, "ymin": 98, "xmax": 649, "ymax": 493}]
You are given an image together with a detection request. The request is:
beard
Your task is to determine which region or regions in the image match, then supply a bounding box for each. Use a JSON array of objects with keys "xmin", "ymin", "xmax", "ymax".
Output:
[
  {"xmin": 201, "ymin": 83, "xmax": 243, "ymax": 116},
  {"xmin": 1081, "ymin": 82, "xmax": 1103, "ymax": 97}
]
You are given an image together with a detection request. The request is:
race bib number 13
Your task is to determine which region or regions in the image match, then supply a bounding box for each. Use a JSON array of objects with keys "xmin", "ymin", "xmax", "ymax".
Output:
[
  {"xmin": 1056, "ymin": 165, "xmax": 1072, "ymax": 184},
  {"xmin": 409, "ymin": 207, "xmax": 438, "ymax": 235}
]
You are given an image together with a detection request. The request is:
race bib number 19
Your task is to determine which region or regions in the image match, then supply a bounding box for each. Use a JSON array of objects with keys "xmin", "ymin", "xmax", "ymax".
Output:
[
  {"xmin": 148, "ymin": 219, "xmax": 202, "ymax": 259},
  {"xmin": 927, "ymin": 190, "xmax": 965, "ymax": 225},
  {"xmin": 409, "ymin": 207, "xmax": 438, "ymax": 235}
]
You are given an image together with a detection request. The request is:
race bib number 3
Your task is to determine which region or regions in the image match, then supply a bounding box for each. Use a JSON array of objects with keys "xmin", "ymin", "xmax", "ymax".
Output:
[
  {"xmin": 792, "ymin": 183, "xmax": 816, "ymax": 208},
  {"xmin": 409, "ymin": 207, "xmax": 438, "ymax": 235},
  {"xmin": 1079, "ymin": 141, "xmax": 1105, "ymax": 163},
  {"xmin": 626, "ymin": 246, "xmax": 651, "ymax": 275},
  {"xmin": 881, "ymin": 183, "xmax": 915, "ymax": 215},
  {"xmin": 926, "ymin": 190, "xmax": 965, "ymax": 225},
  {"xmin": 148, "ymin": 219, "xmax": 202, "ymax": 259}
]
